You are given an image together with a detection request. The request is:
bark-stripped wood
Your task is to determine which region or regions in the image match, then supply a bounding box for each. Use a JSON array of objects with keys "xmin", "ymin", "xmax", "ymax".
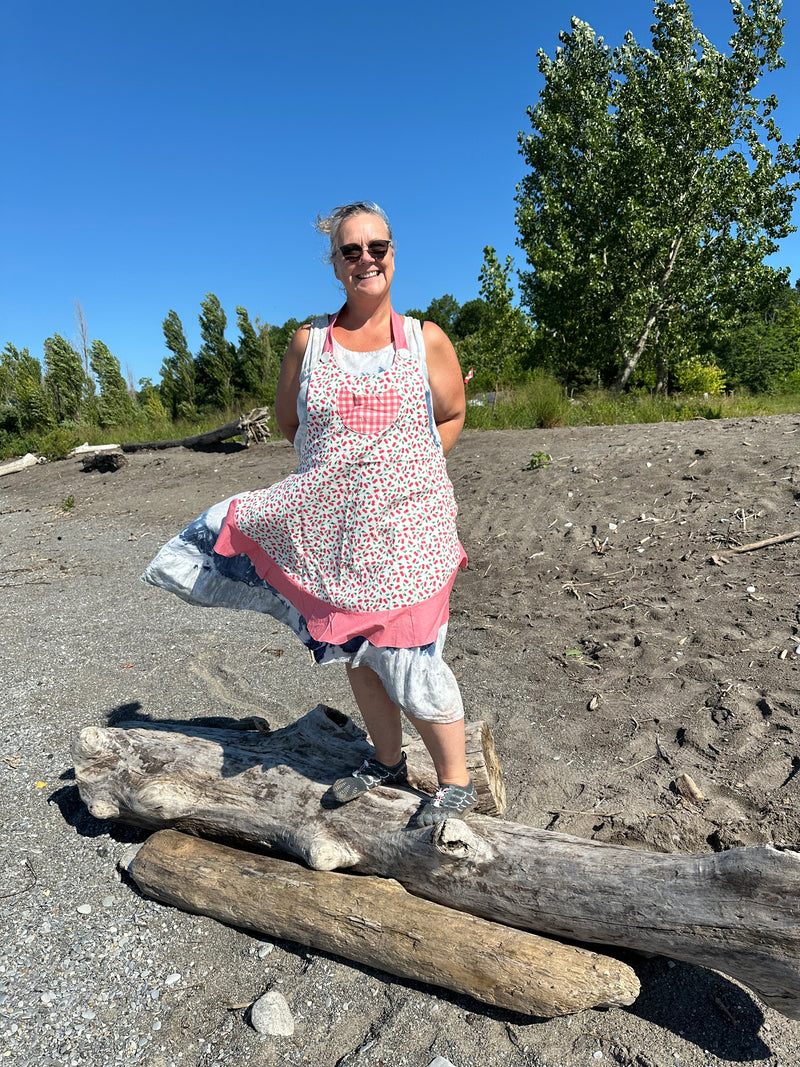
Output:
[
  {"xmin": 72, "ymin": 705, "xmax": 800, "ymax": 1019},
  {"xmin": 130, "ymin": 829, "xmax": 639, "ymax": 1016},
  {"xmin": 120, "ymin": 407, "xmax": 271, "ymax": 453}
]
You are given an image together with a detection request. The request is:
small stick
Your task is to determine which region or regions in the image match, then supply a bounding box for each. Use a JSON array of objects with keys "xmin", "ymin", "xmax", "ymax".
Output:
[{"xmin": 728, "ymin": 530, "xmax": 800, "ymax": 554}]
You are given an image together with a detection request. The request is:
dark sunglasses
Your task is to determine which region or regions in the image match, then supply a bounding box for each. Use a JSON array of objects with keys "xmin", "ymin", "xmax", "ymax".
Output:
[{"xmin": 338, "ymin": 240, "xmax": 392, "ymax": 262}]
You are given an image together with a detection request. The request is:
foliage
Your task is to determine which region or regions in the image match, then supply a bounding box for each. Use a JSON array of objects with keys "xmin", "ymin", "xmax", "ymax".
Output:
[
  {"xmin": 672, "ymin": 356, "xmax": 727, "ymax": 395},
  {"xmin": 1, "ymin": 343, "xmax": 54, "ymax": 433},
  {"xmin": 161, "ymin": 309, "xmax": 197, "ymax": 418},
  {"xmin": 90, "ymin": 340, "xmax": 138, "ymax": 426},
  {"xmin": 43, "ymin": 334, "xmax": 90, "ymax": 423},
  {"xmin": 516, "ymin": 0, "xmax": 800, "ymax": 390},
  {"xmin": 236, "ymin": 306, "xmax": 273, "ymax": 399},
  {"xmin": 35, "ymin": 426, "xmax": 82, "ymax": 461},
  {"xmin": 196, "ymin": 293, "xmax": 237, "ymax": 409}
]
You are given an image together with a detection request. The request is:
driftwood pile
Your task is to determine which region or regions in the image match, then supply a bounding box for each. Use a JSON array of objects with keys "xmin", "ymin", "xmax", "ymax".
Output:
[{"xmin": 72, "ymin": 705, "xmax": 800, "ymax": 1020}]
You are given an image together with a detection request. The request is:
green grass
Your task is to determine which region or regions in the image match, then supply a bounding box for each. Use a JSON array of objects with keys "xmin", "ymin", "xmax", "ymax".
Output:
[
  {"xmin": 463, "ymin": 378, "xmax": 800, "ymax": 431},
  {"xmin": 3, "ymin": 386, "xmax": 799, "ymax": 461}
]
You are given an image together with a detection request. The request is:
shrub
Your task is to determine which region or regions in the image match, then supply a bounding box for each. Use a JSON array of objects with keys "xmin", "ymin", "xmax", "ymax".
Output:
[{"xmin": 673, "ymin": 356, "xmax": 726, "ymax": 396}]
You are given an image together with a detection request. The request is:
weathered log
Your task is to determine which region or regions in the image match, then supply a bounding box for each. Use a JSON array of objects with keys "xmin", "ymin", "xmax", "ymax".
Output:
[
  {"xmin": 72, "ymin": 706, "xmax": 800, "ymax": 1019},
  {"xmin": 0, "ymin": 452, "xmax": 41, "ymax": 477},
  {"xmin": 129, "ymin": 829, "xmax": 639, "ymax": 1016},
  {"xmin": 120, "ymin": 407, "xmax": 271, "ymax": 453}
]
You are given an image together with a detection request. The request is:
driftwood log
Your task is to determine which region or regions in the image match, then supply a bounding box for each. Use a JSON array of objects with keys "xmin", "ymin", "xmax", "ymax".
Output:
[
  {"xmin": 129, "ymin": 829, "xmax": 639, "ymax": 1016},
  {"xmin": 120, "ymin": 407, "xmax": 271, "ymax": 453},
  {"xmin": 72, "ymin": 706, "xmax": 800, "ymax": 1019}
]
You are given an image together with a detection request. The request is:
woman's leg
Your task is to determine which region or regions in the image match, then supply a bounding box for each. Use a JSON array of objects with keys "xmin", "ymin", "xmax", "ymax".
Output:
[
  {"xmin": 347, "ymin": 663, "xmax": 469, "ymax": 786},
  {"xmin": 404, "ymin": 713, "xmax": 470, "ymax": 787},
  {"xmin": 345, "ymin": 663, "xmax": 403, "ymax": 766}
]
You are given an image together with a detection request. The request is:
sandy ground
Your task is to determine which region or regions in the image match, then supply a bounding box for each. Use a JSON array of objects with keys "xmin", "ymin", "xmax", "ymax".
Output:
[{"xmin": 2, "ymin": 414, "xmax": 800, "ymax": 1067}]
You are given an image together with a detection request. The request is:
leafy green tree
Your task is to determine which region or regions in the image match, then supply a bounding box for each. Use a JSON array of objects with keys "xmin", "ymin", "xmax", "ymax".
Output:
[
  {"xmin": 516, "ymin": 0, "xmax": 800, "ymax": 390},
  {"xmin": 452, "ymin": 299, "xmax": 491, "ymax": 340},
  {"xmin": 404, "ymin": 295, "xmax": 462, "ymax": 340},
  {"xmin": 236, "ymin": 306, "xmax": 272, "ymax": 399},
  {"xmin": 471, "ymin": 247, "xmax": 535, "ymax": 392},
  {"xmin": 1, "ymin": 343, "xmax": 54, "ymax": 433},
  {"xmin": 160, "ymin": 310, "xmax": 197, "ymax": 418},
  {"xmin": 138, "ymin": 377, "xmax": 168, "ymax": 422},
  {"xmin": 196, "ymin": 293, "xmax": 237, "ymax": 409},
  {"xmin": 43, "ymin": 334, "xmax": 89, "ymax": 422},
  {"xmin": 90, "ymin": 340, "xmax": 137, "ymax": 426}
]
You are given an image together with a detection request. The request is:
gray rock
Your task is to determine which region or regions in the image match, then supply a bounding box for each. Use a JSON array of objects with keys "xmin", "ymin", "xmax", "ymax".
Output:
[
  {"xmin": 250, "ymin": 989, "xmax": 294, "ymax": 1036},
  {"xmin": 428, "ymin": 1058, "xmax": 458, "ymax": 1067}
]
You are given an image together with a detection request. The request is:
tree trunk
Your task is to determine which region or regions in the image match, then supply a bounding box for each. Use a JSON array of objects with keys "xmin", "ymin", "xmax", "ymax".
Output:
[
  {"xmin": 72, "ymin": 706, "xmax": 800, "ymax": 1019},
  {"xmin": 120, "ymin": 407, "xmax": 270, "ymax": 452},
  {"xmin": 129, "ymin": 828, "xmax": 639, "ymax": 1017}
]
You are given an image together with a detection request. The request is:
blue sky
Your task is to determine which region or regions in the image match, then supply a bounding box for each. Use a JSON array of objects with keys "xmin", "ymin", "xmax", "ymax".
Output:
[{"xmin": 3, "ymin": 0, "xmax": 799, "ymax": 385}]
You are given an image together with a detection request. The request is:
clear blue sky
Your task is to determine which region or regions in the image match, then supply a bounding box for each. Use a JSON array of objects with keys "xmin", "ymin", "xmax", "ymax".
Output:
[{"xmin": 3, "ymin": 0, "xmax": 799, "ymax": 385}]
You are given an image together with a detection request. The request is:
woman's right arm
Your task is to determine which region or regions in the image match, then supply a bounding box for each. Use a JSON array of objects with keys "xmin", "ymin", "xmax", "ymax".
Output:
[{"xmin": 274, "ymin": 325, "xmax": 311, "ymax": 444}]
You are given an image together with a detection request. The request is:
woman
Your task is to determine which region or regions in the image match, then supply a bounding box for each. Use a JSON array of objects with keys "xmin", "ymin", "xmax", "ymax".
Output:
[{"xmin": 143, "ymin": 201, "xmax": 474, "ymax": 824}]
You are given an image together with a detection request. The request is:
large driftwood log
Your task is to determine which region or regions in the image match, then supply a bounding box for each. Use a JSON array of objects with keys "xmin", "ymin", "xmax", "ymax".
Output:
[
  {"xmin": 120, "ymin": 407, "xmax": 270, "ymax": 453},
  {"xmin": 130, "ymin": 829, "xmax": 639, "ymax": 1016},
  {"xmin": 72, "ymin": 706, "xmax": 800, "ymax": 1019}
]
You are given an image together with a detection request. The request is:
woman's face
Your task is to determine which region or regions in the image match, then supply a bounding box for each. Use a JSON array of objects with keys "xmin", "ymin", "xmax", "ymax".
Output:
[{"xmin": 333, "ymin": 213, "xmax": 394, "ymax": 302}]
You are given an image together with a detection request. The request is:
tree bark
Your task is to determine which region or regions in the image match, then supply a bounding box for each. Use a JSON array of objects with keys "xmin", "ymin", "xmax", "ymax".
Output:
[
  {"xmin": 72, "ymin": 706, "xmax": 800, "ymax": 1019},
  {"xmin": 129, "ymin": 828, "xmax": 639, "ymax": 1017}
]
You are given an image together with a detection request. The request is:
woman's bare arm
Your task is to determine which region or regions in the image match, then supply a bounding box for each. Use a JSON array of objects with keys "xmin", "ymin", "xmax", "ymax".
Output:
[
  {"xmin": 422, "ymin": 321, "xmax": 466, "ymax": 456},
  {"xmin": 274, "ymin": 326, "xmax": 310, "ymax": 443}
]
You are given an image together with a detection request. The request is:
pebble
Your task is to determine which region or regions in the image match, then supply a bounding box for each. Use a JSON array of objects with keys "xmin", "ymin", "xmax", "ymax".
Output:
[
  {"xmin": 76, "ymin": 904, "xmax": 91, "ymax": 915},
  {"xmin": 428, "ymin": 1058, "xmax": 458, "ymax": 1067},
  {"xmin": 746, "ymin": 586, "xmax": 756, "ymax": 593},
  {"xmin": 102, "ymin": 895, "xmax": 115, "ymax": 908},
  {"xmin": 164, "ymin": 973, "xmax": 182, "ymax": 986},
  {"xmin": 593, "ymin": 1053, "xmax": 604, "ymax": 1061},
  {"xmin": 250, "ymin": 989, "xmax": 294, "ymax": 1036},
  {"xmin": 257, "ymin": 943, "xmax": 274, "ymax": 958}
]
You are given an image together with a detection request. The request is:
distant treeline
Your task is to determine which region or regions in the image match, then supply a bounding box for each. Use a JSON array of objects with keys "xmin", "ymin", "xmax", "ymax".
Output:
[{"xmin": 2, "ymin": 265, "xmax": 800, "ymax": 459}]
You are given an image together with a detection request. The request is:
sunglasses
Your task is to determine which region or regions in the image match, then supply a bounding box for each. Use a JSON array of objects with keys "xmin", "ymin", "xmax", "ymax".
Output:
[{"xmin": 338, "ymin": 240, "xmax": 392, "ymax": 262}]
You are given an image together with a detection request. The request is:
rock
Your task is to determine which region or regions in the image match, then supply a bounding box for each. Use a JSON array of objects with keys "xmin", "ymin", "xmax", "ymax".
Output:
[
  {"xmin": 250, "ymin": 989, "xmax": 294, "ymax": 1036},
  {"xmin": 428, "ymin": 1058, "xmax": 458, "ymax": 1067}
]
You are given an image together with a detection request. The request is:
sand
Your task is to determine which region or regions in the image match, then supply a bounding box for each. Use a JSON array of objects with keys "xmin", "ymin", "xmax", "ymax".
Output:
[{"xmin": 2, "ymin": 414, "xmax": 800, "ymax": 1066}]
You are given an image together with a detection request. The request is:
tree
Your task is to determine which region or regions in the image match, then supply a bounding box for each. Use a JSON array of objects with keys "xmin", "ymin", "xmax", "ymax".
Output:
[
  {"xmin": 404, "ymin": 295, "xmax": 462, "ymax": 340},
  {"xmin": 470, "ymin": 247, "xmax": 535, "ymax": 392},
  {"xmin": 90, "ymin": 340, "xmax": 137, "ymax": 426},
  {"xmin": 1, "ymin": 343, "xmax": 54, "ymax": 433},
  {"xmin": 516, "ymin": 0, "xmax": 800, "ymax": 390},
  {"xmin": 43, "ymin": 334, "xmax": 89, "ymax": 422},
  {"xmin": 160, "ymin": 310, "xmax": 197, "ymax": 418},
  {"xmin": 196, "ymin": 293, "xmax": 237, "ymax": 409},
  {"xmin": 236, "ymin": 306, "xmax": 272, "ymax": 399}
]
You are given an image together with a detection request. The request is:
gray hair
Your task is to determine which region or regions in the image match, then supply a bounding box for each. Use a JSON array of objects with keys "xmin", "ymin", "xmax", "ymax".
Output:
[{"xmin": 315, "ymin": 201, "xmax": 393, "ymax": 263}]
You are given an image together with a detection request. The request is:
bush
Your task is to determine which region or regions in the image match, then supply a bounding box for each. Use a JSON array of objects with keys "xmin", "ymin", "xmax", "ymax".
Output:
[
  {"xmin": 673, "ymin": 356, "xmax": 726, "ymax": 396},
  {"xmin": 30, "ymin": 427, "xmax": 82, "ymax": 461}
]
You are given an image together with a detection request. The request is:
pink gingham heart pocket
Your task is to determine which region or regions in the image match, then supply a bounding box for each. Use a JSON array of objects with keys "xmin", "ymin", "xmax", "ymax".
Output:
[{"xmin": 337, "ymin": 385, "xmax": 401, "ymax": 435}]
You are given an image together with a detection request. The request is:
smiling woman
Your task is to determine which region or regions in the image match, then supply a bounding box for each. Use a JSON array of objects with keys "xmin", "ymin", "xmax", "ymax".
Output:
[{"xmin": 142, "ymin": 200, "xmax": 475, "ymax": 826}]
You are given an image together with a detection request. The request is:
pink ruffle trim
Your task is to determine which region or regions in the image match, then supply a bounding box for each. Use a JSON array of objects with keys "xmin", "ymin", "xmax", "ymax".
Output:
[{"xmin": 213, "ymin": 500, "xmax": 467, "ymax": 649}]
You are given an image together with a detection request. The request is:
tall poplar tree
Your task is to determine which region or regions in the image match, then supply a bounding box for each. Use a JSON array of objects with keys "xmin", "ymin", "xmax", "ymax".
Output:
[
  {"xmin": 197, "ymin": 293, "xmax": 237, "ymax": 409},
  {"xmin": 161, "ymin": 310, "xmax": 197, "ymax": 417},
  {"xmin": 90, "ymin": 340, "xmax": 137, "ymax": 426},
  {"xmin": 516, "ymin": 0, "xmax": 800, "ymax": 389},
  {"xmin": 43, "ymin": 334, "xmax": 89, "ymax": 422},
  {"xmin": 236, "ymin": 306, "xmax": 272, "ymax": 399}
]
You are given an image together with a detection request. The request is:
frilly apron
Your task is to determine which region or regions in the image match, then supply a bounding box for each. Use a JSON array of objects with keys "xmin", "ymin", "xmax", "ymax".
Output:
[{"xmin": 214, "ymin": 309, "xmax": 466, "ymax": 648}]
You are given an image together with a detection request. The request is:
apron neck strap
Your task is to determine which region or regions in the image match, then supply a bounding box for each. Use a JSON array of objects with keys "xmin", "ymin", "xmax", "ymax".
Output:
[{"xmin": 323, "ymin": 307, "xmax": 407, "ymax": 355}]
